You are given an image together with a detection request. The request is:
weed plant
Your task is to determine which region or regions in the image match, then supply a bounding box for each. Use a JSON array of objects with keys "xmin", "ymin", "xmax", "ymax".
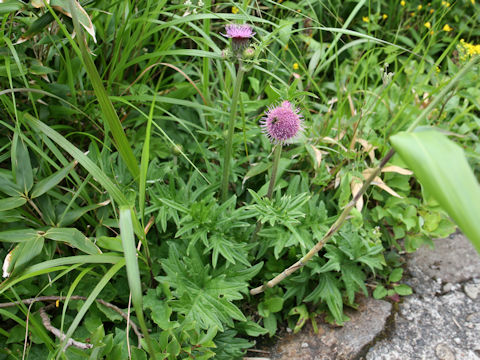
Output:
[{"xmin": 0, "ymin": 0, "xmax": 479, "ymax": 359}]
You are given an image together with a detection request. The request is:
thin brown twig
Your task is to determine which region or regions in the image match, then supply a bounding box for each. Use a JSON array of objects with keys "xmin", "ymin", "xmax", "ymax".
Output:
[
  {"xmin": 0, "ymin": 296, "xmax": 143, "ymax": 347},
  {"xmin": 39, "ymin": 307, "xmax": 93, "ymax": 350}
]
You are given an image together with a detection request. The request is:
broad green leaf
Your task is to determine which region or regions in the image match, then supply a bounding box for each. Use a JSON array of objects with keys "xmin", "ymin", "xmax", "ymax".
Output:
[
  {"xmin": 0, "ymin": 196, "xmax": 26, "ymax": 211},
  {"xmin": 6, "ymin": 236, "xmax": 45, "ymax": 275},
  {"xmin": 373, "ymin": 285, "xmax": 387, "ymax": 299},
  {"xmin": 44, "ymin": 228, "xmax": 101, "ymax": 255},
  {"xmin": 31, "ymin": 161, "xmax": 77, "ymax": 198},
  {"xmin": 96, "ymin": 236, "xmax": 123, "ymax": 252},
  {"xmin": 0, "ymin": 175, "xmax": 21, "ymax": 196},
  {"xmin": 13, "ymin": 135, "xmax": 33, "ymax": 193},
  {"xmin": 143, "ymin": 289, "xmax": 172, "ymax": 330},
  {"xmin": 0, "ymin": 0, "xmax": 22, "ymax": 14},
  {"xmin": 394, "ymin": 284, "xmax": 413, "ymax": 296},
  {"xmin": 0, "ymin": 228, "xmax": 38, "ymax": 242},
  {"xmin": 388, "ymin": 268, "xmax": 403, "ymax": 283},
  {"xmin": 391, "ymin": 130, "xmax": 480, "ymax": 253}
]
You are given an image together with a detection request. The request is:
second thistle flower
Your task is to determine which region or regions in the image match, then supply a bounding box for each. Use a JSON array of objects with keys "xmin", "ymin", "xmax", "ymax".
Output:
[{"xmin": 260, "ymin": 101, "xmax": 304, "ymax": 145}]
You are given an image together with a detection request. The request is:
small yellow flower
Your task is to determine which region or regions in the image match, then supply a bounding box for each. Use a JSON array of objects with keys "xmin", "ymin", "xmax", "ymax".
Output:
[
  {"xmin": 443, "ymin": 24, "xmax": 453, "ymax": 32},
  {"xmin": 284, "ymin": 44, "xmax": 289, "ymax": 50},
  {"xmin": 430, "ymin": 30, "xmax": 435, "ymax": 35},
  {"xmin": 441, "ymin": 0, "xmax": 450, "ymax": 6},
  {"xmin": 231, "ymin": 6, "xmax": 239, "ymax": 14},
  {"xmin": 435, "ymin": 66, "xmax": 440, "ymax": 73},
  {"xmin": 293, "ymin": 63, "xmax": 299, "ymax": 70},
  {"xmin": 417, "ymin": 4, "xmax": 422, "ymax": 10},
  {"xmin": 430, "ymin": 8, "xmax": 434, "ymax": 13},
  {"xmin": 471, "ymin": 0, "xmax": 475, "ymax": 4},
  {"xmin": 424, "ymin": 21, "xmax": 431, "ymax": 29},
  {"xmin": 362, "ymin": 16, "xmax": 370, "ymax": 23},
  {"xmin": 410, "ymin": 11, "xmax": 415, "ymax": 16},
  {"xmin": 382, "ymin": 13, "xmax": 388, "ymax": 20},
  {"xmin": 400, "ymin": 0, "xmax": 406, "ymax": 6}
]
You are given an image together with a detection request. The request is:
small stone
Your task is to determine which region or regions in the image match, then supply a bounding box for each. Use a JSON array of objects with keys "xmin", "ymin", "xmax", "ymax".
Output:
[
  {"xmin": 453, "ymin": 338, "xmax": 461, "ymax": 344},
  {"xmin": 301, "ymin": 342, "xmax": 309, "ymax": 348},
  {"xmin": 286, "ymin": 327, "xmax": 292, "ymax": 333},
  {"xmin": 435, "ymin": 343, "xmax": 455, "ymax": 360},
  {"xmin": 443, "ymin": 283, "xmax": 453, "ymax": 293},
  {"xmin": 466, "ymin": 312, "xmax": 480, "ymax": 323},
  {"xmin": 464, "ymin": 284, "xmax": 480, "ymax": 300}
]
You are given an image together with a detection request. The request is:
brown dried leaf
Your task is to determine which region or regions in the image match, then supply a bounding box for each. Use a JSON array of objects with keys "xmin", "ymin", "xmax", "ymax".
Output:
[
  {"xmin": 381, "ymin": 165, "xmax": 413, "ymax": 176},
  {"xmin": 350, "ymin": 177, "xmax": 364, "ymax": 211}
]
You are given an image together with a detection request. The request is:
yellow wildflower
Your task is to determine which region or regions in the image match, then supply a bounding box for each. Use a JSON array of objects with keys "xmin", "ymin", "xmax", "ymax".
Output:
[
  {"xmin": 232, "ymin": 6, "xmax": 239, "ymax": 14},
  {"xmin": 435, "ymin": 66, "xmax": 440, "ymax": 73},
  {"xmin": 401, "ymin": 0, "xmax": 406, "ymax": 6},
  {"xmin": 362, "ymin": 16, "xmax": 370, "ymax": 23},
  {"xmin": 410, "ymin": 11, "xmax": 415, "ymax": 16},
  {"xmin": 417, "ymin": 4, "xmax": 422, "ymax": 10},
  {"xmin": 458, "ymin": 39, "xmax": 480, "ymax": 61},
  {"xmin": 284, "ymin": 44, "xmax": 289, "ymax": 50},
  {"xmin": 293, "ymin": 63, "xmax": 299, "ymax": 70},
  {"xmin": 443, "ymin": 24, "xmax": 453, "ymax": 32},
  {"xmin": 430, "ymin": 8, "xmax": 434, "ymax": 13},
  {"xmin": 471, "ymin": 0, "xmax": 475, "ymax": 4},
  {"xmin": 382, "ymin": 13, "xmax": 388, "ymax": 20},
  {"xmin": 430, "ymin": 30, "xmax": 435, "ymax": 35},
  {"xmin": 424, "ymin": 21, "xmax": 431, "ymax": 29},
  {"xmin": 441, "ymin": 0, "xmax": 451, "ymax": 6}
]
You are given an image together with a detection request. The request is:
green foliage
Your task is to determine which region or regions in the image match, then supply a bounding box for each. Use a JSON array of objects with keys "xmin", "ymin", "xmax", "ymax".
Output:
[{"xmin": 1, "ymin": 0, "xmax": 479, "ymax": 358}]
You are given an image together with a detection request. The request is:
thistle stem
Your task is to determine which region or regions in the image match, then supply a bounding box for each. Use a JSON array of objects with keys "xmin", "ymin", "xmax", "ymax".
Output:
[
  {"xmin": 250, "ymin": 144, "xmax": 282, "ymax": 243},
  {"xmin": 221, "ymin": 66, "xmax": 245, "ymax": 202}
]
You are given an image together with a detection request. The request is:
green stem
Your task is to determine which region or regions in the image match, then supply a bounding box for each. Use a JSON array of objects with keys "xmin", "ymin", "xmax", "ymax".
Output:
[
  {"xmin": 221, "ymin": 66, "xmax": 245, "ymax": 202},
  {"xmin": 250, "ymin": 144, "xmax": 282, "ymax": 243},
  {"xmin": 266, "ymin": 144, "xmax": 282, "ymax": 199}
]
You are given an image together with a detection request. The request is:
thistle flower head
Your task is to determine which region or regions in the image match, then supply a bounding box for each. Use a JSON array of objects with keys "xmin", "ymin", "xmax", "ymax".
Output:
[
  {"xmin": 222, "ymin": 24, "xmax": 255, "ymax": 54},
  {"xmin": 222, "ymin": 24, "xmax": 255, "ymax": 39},
  {"xmin": 260, "ymin": 101, "xmax": 303, "ymax": 145}
]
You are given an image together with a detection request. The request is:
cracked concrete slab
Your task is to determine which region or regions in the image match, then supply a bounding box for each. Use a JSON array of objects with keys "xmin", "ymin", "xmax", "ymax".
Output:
[
  {"xmin": 268, "ymin": 296, "xmax": 392, "ymax": 360},
  {"xmin": 263, "ymin": 232, "xmax": 480, "ymax": 360}
]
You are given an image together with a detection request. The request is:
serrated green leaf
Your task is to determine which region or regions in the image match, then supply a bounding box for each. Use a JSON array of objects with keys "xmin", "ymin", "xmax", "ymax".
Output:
[
  {"xmin": 143, "ymin": 289, "xmax": 172, "ymax": 330},
  {"xmin": 236, "ymin": 320, "xmax": 268, "ymax": 337},
  {"xmin": 341, "ymin": 263, "xmax": 367, "ymax": 304},
  {"xmin": 304, "ymin": 273, "xmax": 344, "ymax": 325}
]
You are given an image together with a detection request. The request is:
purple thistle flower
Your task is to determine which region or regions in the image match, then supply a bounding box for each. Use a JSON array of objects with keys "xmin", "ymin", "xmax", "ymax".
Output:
[
  {"xmin": 260, "ymin": 101, "xmax": 304, "ymax": 145},
  {"xmin": 222, "ymin": 24, "xmax": 255, "ymax": 53},
  {"xmin": 222, "ymin": 24, "xmax": 255, "ymax": 39}
]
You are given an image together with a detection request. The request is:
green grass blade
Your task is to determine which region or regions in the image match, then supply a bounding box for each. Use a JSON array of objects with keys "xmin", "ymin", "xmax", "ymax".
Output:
[
  {"xmin": 119, "ymin": 206, "xmax": 157, "ymax": 359},
  {"xmin": 56, "ymin": 259, "xmax": 125, "ymax": 358},
  {"xmin": 26, "ymin": 114, "xmax": 130, "ymax": 206},
  {"xmin": 139, "ymin": 96, "xmax": 155, "ymax": 223},
  {"xmin": 67, "ymin": 0, "xmax": 139, "ymax": 180}
]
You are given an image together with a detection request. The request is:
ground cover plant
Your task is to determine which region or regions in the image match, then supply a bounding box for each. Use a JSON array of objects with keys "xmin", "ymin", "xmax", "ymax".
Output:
[{"xmin": 1, "ymin": 0, "xmax": 479, "ymax": 359}]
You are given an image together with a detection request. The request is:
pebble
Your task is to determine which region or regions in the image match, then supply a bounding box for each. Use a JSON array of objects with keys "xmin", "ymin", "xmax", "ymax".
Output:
[
  {"xmin": 435, "ymin": 343, "xmax": 455, "ymax": 360},
  {"xmin": 443, "ymin": 283, "xmax": 454, "ymax": 293},
  {"xmin": 301, "ymin": 342, "xmax": 309, "ymax": 348},
  {"xmin": 464, "ymin": 284, "xmax": 480, "ymax": 300},
  {"xmin": 466, "ymin": 312, "xmax": 480, "ymax": 323},
  {"xmin": 453, "ymin": 338, "xmax": 461, "ymax": 344}
]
